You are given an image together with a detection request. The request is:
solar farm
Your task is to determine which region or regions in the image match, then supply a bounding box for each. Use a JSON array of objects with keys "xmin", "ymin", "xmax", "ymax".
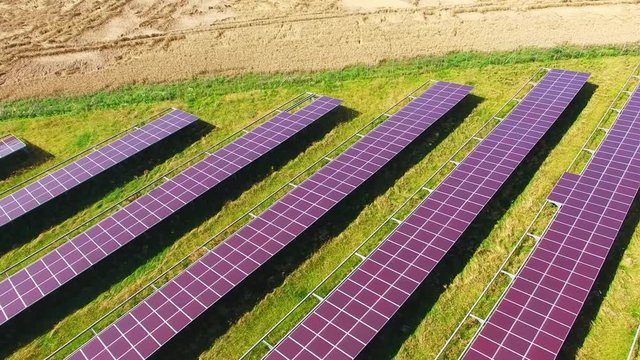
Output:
[{"xmin": 2, "ymin": 35, "xmax": 640, "ymax": 360}]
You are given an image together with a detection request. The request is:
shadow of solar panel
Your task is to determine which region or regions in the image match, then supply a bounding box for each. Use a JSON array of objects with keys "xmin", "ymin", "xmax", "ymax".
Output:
[
  {"xmin": 68, "ymin": 81, "xmax": 472, "ymax": 360},
  {"xmin": 466, "ymin": 83, "xmax": 640, "ymax": 360},
  {"xmin": 0, "ymin": 97, "xmax": 342, "ymax": 327},
  {"xmin": 0, "ymin": 135, "xmax": 26, "ymax": 160},
  {"xmin": 0, "ymin": 110, "xmax": 200, "ymax": 228},
  {"xmin": 265, "ymin": 69, "xmax": 590, "ymax": 360}
]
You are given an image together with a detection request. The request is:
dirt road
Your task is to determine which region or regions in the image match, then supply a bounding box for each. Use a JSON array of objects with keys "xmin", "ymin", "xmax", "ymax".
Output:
[{"xmin": 1, "ymin": 0, "xmax": 639, "ymax": 100}]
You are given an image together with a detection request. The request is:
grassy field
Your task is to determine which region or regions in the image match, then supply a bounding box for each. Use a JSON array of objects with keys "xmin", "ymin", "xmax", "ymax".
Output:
[{"xmin": 1, "ymin": 47, "xmax": 639, "ymax": 359}]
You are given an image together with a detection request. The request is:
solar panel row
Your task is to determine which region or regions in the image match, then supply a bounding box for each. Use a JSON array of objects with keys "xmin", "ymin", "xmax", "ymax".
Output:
[
  {"xmin": 465, "ymin": 83, "xmax": 640, "ymax": 360},
  {"xmin": 0, "ymin": 135, "xmax": 26, "ymax": 160},
  {"xmin": 68, "ymin": 81, "xmax": 472, "ymax": 360},
  {"xmin": 265, "ymin": 69, "xmax": 590, "ymax": 360},
  {"xmin": 0, "ymin": 110, "xmax": 200, "ymax": 228},
  {"xmin": 0, "ymin": 97, "xmax": 342, "ymax": 326}
]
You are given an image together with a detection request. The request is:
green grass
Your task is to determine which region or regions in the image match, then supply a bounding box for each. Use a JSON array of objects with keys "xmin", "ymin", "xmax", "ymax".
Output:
[
  {"xmin": 0, "ymin": 47, "xmax": 639, "ymax": 360},
  {"xmin": 569, "ymin": 150, "xmax": 594, "ymax": 175},
  {"xmin": 529, "ymin": 202, "xmax": 559, "ymax": 236},
  {"xmin": 1, "ymin": 44, "xmax": 639, "ymax": 122}
]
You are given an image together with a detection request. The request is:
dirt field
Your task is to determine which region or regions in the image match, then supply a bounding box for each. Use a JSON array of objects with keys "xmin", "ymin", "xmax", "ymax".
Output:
[{"xmin": 1, "ymin": 0, "xmax": 640, "ymax": 100}]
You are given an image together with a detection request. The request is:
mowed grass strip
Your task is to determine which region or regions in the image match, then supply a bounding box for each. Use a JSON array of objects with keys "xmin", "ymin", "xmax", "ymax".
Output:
[{"xmin": 0, "ymin": 51, "xmax": 637, "ymax": 359}]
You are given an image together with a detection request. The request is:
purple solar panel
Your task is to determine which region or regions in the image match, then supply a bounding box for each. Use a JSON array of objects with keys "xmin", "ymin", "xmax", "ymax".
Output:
[
  {"xmin": 465, "ymin": 84, "xmax": 640, "ymax": 360},
  {"xmin": 0, "ymin": 110, "xmax": 199, "ymax": 228},
  {"xmin": 264, "ymin": 69, "xmax": 590, "ymax": 360},
  {"xmin": 68, "ymin": 81, "xmax": 472, "ymax": 360},
  {"xmin": 0, "ymin": 135, "xmax": 27, "ymax": 160},
  {"xmin": 0, "ymin": 97, "xmax": 341, "ymax": 327}
]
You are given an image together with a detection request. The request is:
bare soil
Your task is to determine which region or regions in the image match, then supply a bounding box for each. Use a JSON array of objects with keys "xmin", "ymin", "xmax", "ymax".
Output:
[{"xmin": 1, "ymin": 0, "xmax": 639, "ymax": 100}]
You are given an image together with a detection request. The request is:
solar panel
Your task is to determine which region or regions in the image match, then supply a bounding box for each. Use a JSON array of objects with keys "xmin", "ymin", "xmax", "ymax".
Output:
[
  {"xmin": 464, "ymin": 83, "xmax": 640, "ymax": 360},
  {"xmin": 0, "ymin": 135, "xmax": 27, "ymax": 160},
  {"xmin": 68, "ymin": 81, "xmax": 472, "ymax": 360},
  {"xmin": 0, "ymin": 97, "xmax": 342, "ymax": 327},
  {"xmin": 0, "ymin": 110, "xmax": 199, "ymax": 228},
  {"xmin": 263, "ymin": 69, "xmax": 590, "ymax": 360}
]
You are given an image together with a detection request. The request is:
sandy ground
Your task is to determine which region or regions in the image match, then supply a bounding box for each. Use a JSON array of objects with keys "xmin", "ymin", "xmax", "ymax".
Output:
[{"xmin": 0, "ymin": 0, "xmax": 639, "ymax": 100}]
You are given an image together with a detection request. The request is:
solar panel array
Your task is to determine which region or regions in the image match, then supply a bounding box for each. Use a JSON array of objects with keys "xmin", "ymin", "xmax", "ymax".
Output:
[
  {"xmin": 68, "ymin": 81, "xmax": 472, "ymax": 360},
  {"xmin": 465, "ymin": 84, "xmax": 640, "ymax": 359},
  {"xmin": 0, "ymin": 97, "xmax": 341, "ymax": 327},
  {"xmin": 0, "ymin": 110, "xmax": 200, "ymax": 228},
  {"xmin": 0, "ymin": 135, "xmax": 27, "ymax": 160},
  {"xmin": 265, "ymin": 69, "xmax": 590, "ymax": 360}
]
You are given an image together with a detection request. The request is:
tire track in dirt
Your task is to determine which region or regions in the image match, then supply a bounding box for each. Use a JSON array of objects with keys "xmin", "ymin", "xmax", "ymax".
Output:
[{"xmin": 4, "ymin": 0, "xmax": 632, "ymax": 57}]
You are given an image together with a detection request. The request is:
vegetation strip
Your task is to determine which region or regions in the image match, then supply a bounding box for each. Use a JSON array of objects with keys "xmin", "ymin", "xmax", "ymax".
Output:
[{"xmin": 1, "ymin": 45, "xmax": 640, "ymax": 122}]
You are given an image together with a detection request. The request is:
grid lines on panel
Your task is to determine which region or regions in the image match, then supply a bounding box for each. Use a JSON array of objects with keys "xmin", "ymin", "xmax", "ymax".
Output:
[
  {"xmin": 0, "ymin": 97, "xmax": 342, "ymax": 327},
  {"xmin": 69, "ymin": 82, "xmax": 472, "ymax": 360},
  {"xmin": 266, "ymin": 69, "xmax": 590, "ymax": 360},
  {"xmin": 465, "ymin": 84, "xmax": 640, "ymax": 360},
  {"xmin": 0, "ymin": 135, "xmax": 26, "ymax": 160},
  {"xmin": 0, "ymin": 109, "xmax": 200, "ymax": 228}
]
